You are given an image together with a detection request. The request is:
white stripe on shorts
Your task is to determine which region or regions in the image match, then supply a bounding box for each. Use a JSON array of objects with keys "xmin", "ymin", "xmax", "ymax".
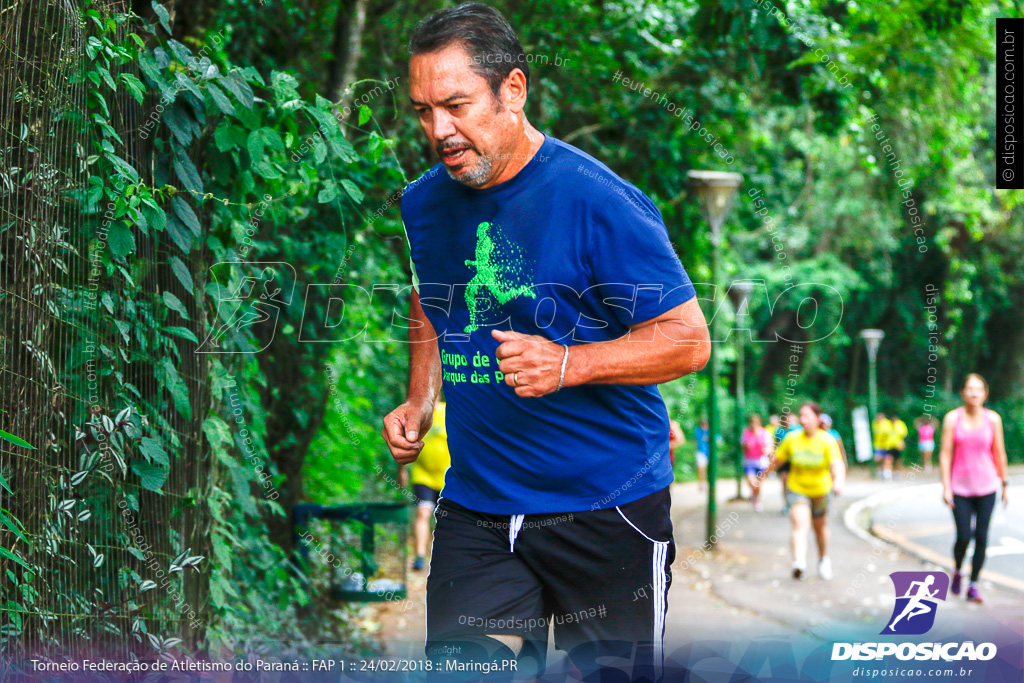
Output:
[
  {"xmin": 617, "ymin": 505, "xmax": 669, "ymax": 679},
  {"xmin": 509, "ymin": 514, "xmax": 525, "ymax": 552},
  {"xmin": 653, "ymin": 540, "xmax": 667, "ymax": 679}
]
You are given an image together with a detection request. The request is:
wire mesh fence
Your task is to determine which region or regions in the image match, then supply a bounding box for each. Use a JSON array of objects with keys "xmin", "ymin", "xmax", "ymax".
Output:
[{"xmin": 1, "ymin": 0, "xmax": 213, "ymax": 660}]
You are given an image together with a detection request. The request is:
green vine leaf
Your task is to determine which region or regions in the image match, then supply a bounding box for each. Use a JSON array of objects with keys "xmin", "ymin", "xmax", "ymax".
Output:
[
  {"xmin": 96, "ymin": 65, "xmax": 117, "ymax": 92},
  {"xmin": 172, "ymin": 146, "xmax": 203, "ymax": 194},
  {"xmin": 170, "ymin": 197, "xmax": 201, "ymax": 236},
  {"xmin": 162, "ymin": 326, "xmax": 199, "ymax": 343},
  {"xmin": 131, "ymin": 459, "xmax": 168, "ymax": 492},
  {"xmin": 312, "ymin": 140, "xmax": 327, "ymax": 165},
  {"xmin": 119, "ymin": 73, "xmax": 146, "ymax": 104},
  {"xmin": 214, "ymin": 125, "xmax": 247, "ymax": 152},
  {"xmin": 219, "ymin": 71, "xmax": 254, "ymax": 108},
  {"xmin": 162, "ymin": 291, "xmax": 189, "ymax": 320},
  {"xmin": 138, "ymin": 50, "xmax": 175, "ymax": 99},
  {"xmin": 207, "ymin": 83, "xmax": 236, "ymax": 116},
  {"xmin": 247, "ymin": 128, "xmax": 285, "ymax": 165},
  {"xmin": 165, "ymin": 215, "xmax": 194, "ymax": 253},
  {"xmin": 139, "ymin": 437, "xmax": 170, "ymax": 467},
  {"xmin": 0, "ymin": 430, "xmax": 34, "ymax": 450},
  {"xmin": 166, "ymin": 39, "xmax": 194, "ymax": 65},
  {"xmin": 173, "ymin": 71, "xmax": 204, "ymax": 100},
  {"xmin": 0, "ymin": 548, "xmax": 31, "ymax": 571},
  {"xmin": 317, "ymin": 180, "xmax": 337, "ymax": 204},
  {"xmin": 156, "ymin": 357, "xmax": 191, "ymax": 419},
  {"xmin": 0, "ymin": 509, "xmax": 28, "ymax": 543},
  {"xmin": 202, "ymin": 416, "xmax": 232, "ymax": 451},
  {"xmin": 164, "ymin": 107, "xmax": 194, "ymax": 146},
  {"xmin": 144, "ymin": 203, "xmax": 167, "ymax": 233},
  {"xmin": 151, "ymin": 0, "xmax": 172, "ymax": 34},
  {"xmin": 169, "ymin": 256, "xmax": 195, "ymax": 293},
  {"xmin": 107, "ymin": 221, "xmax": 136, "ymax": 260},
  {"xmin": 114, "ymin": 319, "xmax": 131, "ymax": 344},
  {"xmin": 341, "ymin": 179, "xmax": 364, "ymax": 204}
]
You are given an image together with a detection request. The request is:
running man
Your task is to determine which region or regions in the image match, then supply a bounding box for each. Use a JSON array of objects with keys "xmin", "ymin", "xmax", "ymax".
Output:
[
  {"xmin": 887, "ymin": 575, "xmax": 939, "ymax": 630},
  {"xmin": 741, "ymin": 414, "xmax": 772, "ymax": 512},
  {"xmin": 939, "ymin": 374, "xmax": 1009, "ymax": 603},
  {"xmin": 383, "ymin": 4, "xmax": 711, "ymax": 677},
  {"xmin": 767, "ymin": 402, "xmax": 846, "ymax": 580},
  {"xmin": 398, "ymin": 401, "xmax": 450, "ymax": 571}
]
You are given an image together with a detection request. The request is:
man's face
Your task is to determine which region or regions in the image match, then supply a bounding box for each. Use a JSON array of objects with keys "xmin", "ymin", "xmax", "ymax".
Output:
[{"xmin": 409, "ymin": 44, "xmax": 518, "ymax": 188}]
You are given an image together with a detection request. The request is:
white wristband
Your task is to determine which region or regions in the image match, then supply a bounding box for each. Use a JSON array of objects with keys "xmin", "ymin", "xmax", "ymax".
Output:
[{"xmin": 556, "ymin": 344, "xmax": 570, "ymax": 392}]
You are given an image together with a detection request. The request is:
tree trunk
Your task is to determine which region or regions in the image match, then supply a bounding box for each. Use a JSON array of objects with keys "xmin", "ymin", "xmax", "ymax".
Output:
[{"xmin": 326, "ymin": 0, "xmax": 368, "ymax": 110}]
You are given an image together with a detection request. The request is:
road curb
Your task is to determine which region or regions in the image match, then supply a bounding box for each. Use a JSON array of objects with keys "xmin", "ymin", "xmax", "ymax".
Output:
[{"xmin": 843, "ymin": 479, "xmax": 1024, "ymax": 595}]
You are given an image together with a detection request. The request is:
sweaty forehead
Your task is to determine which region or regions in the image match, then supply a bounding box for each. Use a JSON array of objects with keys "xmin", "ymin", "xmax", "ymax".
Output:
[{"xmin": 409, "ymin": 45, "xmax": 489, "ymax": 100}]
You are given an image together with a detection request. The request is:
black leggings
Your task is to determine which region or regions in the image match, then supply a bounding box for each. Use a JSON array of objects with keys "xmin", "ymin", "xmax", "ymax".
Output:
[{"xmin": 952, "ymin": 493, "xmax": 997, "ymax": 582}]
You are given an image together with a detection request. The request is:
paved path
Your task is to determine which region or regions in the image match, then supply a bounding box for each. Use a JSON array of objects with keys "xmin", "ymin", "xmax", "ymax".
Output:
[
  {"xmin": 664, "ymin": 467, "xmax": 1024, "ymax": 662},
  {"xmin": 868, "ymin": 472, "xmax": 1024, "ymax": 592}
]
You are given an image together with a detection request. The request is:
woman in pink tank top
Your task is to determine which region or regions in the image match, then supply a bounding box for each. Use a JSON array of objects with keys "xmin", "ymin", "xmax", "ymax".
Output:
[{"xmin": 938, "ymin": 374, "xmax": 1009, "ymax": 604}]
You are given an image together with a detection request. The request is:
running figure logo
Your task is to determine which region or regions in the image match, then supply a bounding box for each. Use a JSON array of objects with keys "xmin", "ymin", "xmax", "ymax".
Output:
[
  {"xmin": 197, "ymin": 262, "xmax": 296, "ymax": 353},
  {"xmin": 881, "ymin": 571, "xmax": 949, "ymax": 635},
  {"xmin": 463, "ymin": 221, "xmax": 535, "ymax": 333}
]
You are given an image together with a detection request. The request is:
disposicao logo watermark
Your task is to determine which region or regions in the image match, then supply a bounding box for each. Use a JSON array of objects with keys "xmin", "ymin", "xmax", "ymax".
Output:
[
  {"xmin": 831, "ymin": 571, "xmax": 997, "ymax": 662},
  {"xmin": 881, "ymin": 571, "xmax": 947, "ymax": 635}
]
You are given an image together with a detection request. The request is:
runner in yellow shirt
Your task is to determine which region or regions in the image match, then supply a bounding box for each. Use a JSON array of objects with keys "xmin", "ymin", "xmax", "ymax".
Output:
[
  {"xmin": 399, "ymin": 402, "xmax": 451, "ymax": 571},
  {"xmin": 768, "ymin": 401, "xmax": 846, "ymax": 581},
  {"xmin": 873, "ymin": 411, "xmax": 893, "ymax": 479},
  {"xmin": 883, "ymin": 414, "xmax": 908, "ymax": 481}
]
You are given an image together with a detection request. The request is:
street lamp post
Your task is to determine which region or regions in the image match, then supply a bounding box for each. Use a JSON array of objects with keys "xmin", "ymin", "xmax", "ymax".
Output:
[
  {"xmin": 861, "ymin": 329, "xmax": 885, "ymax": 476},
  {"xmin": 688, "ymin": 170, "xmax": 743, "ymax": 548},
  {"xmin": 728, "ymin": 281, "xmax": 756, "ymax": 500}
]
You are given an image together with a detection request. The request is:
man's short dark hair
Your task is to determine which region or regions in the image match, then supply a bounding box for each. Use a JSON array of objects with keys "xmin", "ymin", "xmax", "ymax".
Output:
[{"xmin": 408, "ymin": 2, "xmax": 529, "ymax": 97}]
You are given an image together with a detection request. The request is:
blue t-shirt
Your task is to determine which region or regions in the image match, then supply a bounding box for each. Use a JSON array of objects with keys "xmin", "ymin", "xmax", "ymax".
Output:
[
  {"xmin": 695, "ymin": 426, "xmax": 710, "ymax": 456},
  {"xmin": 401, "ymin": 135, "xmax": 696, "ymax": 514}
]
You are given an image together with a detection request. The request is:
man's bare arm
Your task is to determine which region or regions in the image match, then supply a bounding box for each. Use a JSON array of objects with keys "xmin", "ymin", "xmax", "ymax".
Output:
[
  {"xmin": 406, "ymin": 288, "xmax": 443, "ymax": 408},
  {"xmin": 567, "ymin": 297, "xmax": 710, "ymax": 386},
  {"xmin": 494, "ymin": 297, "xmax": 710, "ymax": 397},
  {"xmin": 382, "ymin": 289, "xmax": 442, "ymax": 463}
]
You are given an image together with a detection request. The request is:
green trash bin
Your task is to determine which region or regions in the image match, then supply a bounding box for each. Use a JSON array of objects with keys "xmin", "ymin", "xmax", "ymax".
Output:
[{"xmin": 293, "ymin": 502, "xmax": 408, "ymax": 602}]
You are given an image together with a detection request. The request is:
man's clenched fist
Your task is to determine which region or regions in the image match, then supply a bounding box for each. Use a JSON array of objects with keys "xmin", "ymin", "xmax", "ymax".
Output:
[
  {"xmin": 493, "ymin": 329, "xmax": 567, "ymax": 398},
  {"xmin": 382, "ymin": 401, "xmax": 434, "ymax": 464}
]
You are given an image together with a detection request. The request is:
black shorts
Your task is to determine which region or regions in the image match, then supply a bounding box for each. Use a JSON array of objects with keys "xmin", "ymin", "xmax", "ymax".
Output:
[
  {"xmin": 889, "ymin": 448, "xmax": 903, "ymax": 460},
  {"xmin": 414, "ymin": 483, "xmax": 440, "ymax": 506},
  {"xmin": 778, "ymin": 461, "xmax": 791, "ymax": 474},
  {"xmin": 426, "ymin": 487, "xmax": 674, "ymax": 681}
]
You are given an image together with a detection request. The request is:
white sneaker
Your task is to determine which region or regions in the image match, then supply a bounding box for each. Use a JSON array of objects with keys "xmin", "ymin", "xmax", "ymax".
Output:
[{"xmin": 818, "ymin": 556, "xmax": 833, "ymax": 580}]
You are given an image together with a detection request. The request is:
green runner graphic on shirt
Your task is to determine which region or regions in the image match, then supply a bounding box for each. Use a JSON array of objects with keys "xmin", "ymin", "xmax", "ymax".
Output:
[{"xmin": 464, "ymin": 221, "xmax": 536, "ymax": 333}]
